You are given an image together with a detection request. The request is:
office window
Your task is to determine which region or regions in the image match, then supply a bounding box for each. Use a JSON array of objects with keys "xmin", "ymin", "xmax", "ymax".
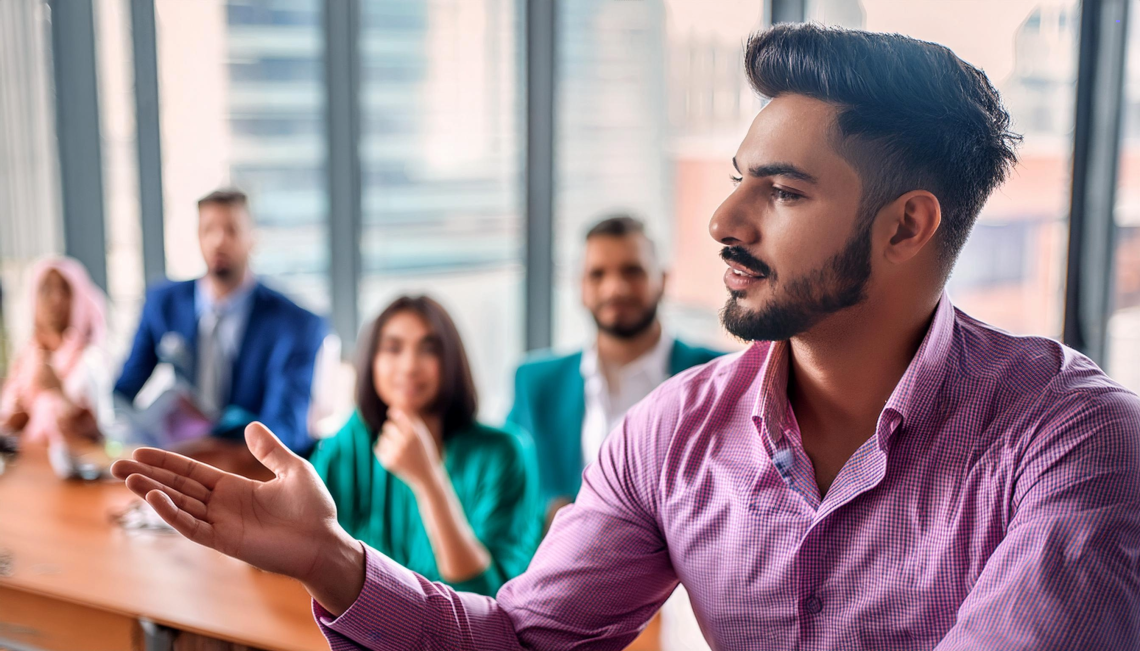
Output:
[
  {"xmin": 155, "ymin": 0, "xmax": 329, "ymax": 313},
  {"xmin": 96, "ymin": 0, "xmax": 146, "ymax": 359},
  {"xmin": 1109, "ymin": 0, "xmax": 1140, "ymax": 394},
  {"xmin": 358, "ymin": 0, "xmax": 523, "ymax": 421},
  {"xmin": 553, "ymin": 0, "xmax": 765, "ymax": 352},
  {"xmin": 808, "ymin": 0, "xmax": 1078, "ymax": 337}
]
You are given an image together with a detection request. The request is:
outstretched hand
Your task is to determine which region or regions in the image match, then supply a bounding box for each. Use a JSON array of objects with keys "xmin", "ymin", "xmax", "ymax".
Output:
[{"xmin": 111, "ymin": 423, "xmax": 366, "ymax": 615}]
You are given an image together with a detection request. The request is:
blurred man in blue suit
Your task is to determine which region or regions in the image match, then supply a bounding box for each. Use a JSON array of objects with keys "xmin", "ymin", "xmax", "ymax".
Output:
[
  {"xmin": 115, "ymin": 189, "xmax": 325, "ymax": 471},
  {"xmin": 507, "ymin": 216, "xmax": 724, "ymax": 527}
]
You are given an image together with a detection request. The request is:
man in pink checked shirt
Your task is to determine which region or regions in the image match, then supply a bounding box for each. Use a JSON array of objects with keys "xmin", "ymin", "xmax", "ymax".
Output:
[{"xmin": 113, "ymin": 23, "xmax": 1140, "ymax": 651}]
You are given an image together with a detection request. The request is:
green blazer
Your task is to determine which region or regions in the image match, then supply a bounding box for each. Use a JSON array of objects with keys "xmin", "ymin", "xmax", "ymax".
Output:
[
  {"xmin": 505, "ymin": 338, "xmax": 724, "ymax": 508},
  {"xmin": 309, "ymin": 412, "xmax": 541, "ymax": 596}
]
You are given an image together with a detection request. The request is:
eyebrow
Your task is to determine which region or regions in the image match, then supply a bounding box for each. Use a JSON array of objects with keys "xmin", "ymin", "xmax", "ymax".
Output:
[{"xmin": 732, "ymin": 157, "xmax": 818, "ymax": 184}]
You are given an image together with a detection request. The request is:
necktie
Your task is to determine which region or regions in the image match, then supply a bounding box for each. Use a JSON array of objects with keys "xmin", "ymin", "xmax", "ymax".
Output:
[{"xmin": 197, "ymin": 308, "xmax": 225, "ymax": 416}]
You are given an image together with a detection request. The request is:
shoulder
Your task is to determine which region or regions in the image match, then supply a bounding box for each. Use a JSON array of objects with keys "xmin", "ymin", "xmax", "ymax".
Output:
[
  {"xmin": 948, "ymin": 308, "xmax": 1140, "ymax": 465},
  {"xmin": 450, "ymin": 422, "xmax": 536, "ymax": 463},
  {"xmin": 313, "ymin": 412, "xmax": 370, "ymax": 455},
  {"xmin": 952, "ymin": 307, "xmax": 1131, "ymax": 407},
  {"xmin": 143, "ymin": 279, "xmax": 194, "ymax": 308},
  {"xmin": 254, "ymin": 283, "xmax": 325, "ymax": 332},
  {"xmin": 513, "ymin": 348, "xmax": 583, "ymax": 381},
  {"xmin": 671, "ymin": 337, "xmax": 728, "ymax": 369}
]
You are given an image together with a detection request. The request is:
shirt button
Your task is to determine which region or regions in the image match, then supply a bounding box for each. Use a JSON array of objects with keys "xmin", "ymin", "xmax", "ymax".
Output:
[{"xmin": 803, "ymin": 595, "xmax": 823, "ymax": 615}]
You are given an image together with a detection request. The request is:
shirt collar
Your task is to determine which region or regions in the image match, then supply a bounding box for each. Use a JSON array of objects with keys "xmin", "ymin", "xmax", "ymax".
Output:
[
  {"xmin": 750, "ymin": 292, "xmax": 958, "ymax": 452},
  {"xmin": 751, "ymin": 340, "xmax": 792, "ymax": 447},
  {"xmin": 580, "ymin": 326, "xmax": 675, "ymax": 383},
  {"xmin": 878, "ymin": 291, "xmax": 957, "ymax": 449},
  {"xmin": 196, "ymin": 274, "xmax": 257, "ymax": 318}
]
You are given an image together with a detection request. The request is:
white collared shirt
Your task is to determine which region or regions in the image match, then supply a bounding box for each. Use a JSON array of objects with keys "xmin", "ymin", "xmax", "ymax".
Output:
[{"xmin": 579, "ymin": 330, "xmax": 674, "ymax": 466}]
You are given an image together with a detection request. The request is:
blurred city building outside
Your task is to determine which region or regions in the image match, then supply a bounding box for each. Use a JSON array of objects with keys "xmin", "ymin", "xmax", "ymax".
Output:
[{"xmin": 2, "ymin": 0, "xmax": 1138, "ymax": 425}]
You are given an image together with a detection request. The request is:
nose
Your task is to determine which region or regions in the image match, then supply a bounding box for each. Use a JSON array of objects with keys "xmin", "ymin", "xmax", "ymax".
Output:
[
  {"xmin": 709, "ymin": 186, "xmax": 761, "ymax": 247},
  {"xmin": 396, "ymin": 349, "xmax": 419, "ymax": 375},
  {"xmin": 599, "ymin": 273, "xmax": 632, "ymax": 301}
]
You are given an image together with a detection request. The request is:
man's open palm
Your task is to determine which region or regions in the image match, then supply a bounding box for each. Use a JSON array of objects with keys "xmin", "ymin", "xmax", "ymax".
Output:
[{"xmin": 111, "ymin": 423, "xmax": 341, "ymax": 582}]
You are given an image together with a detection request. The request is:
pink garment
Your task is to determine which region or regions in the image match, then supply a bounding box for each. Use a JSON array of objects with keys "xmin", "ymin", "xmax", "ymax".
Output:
[
  {"xmin": 0, "ymin": 257, "xmax": 107, "ymax": 443},
  {"xmin": 315, "ymin": 293, "xmax": 1140, "ymax": 651}
]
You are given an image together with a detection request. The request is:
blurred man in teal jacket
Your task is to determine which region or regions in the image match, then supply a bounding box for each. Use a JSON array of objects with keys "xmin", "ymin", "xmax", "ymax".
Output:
[{"xmin": 507, "ymin": 216, "xmax": 724, "ymax": 527}]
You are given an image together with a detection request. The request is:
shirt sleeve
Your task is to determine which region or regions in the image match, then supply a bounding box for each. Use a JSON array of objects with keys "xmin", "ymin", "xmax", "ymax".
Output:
[
  {"xmin": 248, "ymin": 313, "xmax": 325, "ymax": 454},
  {"xmin": 315, "ymin": 389, "xmax": 681, "ymax": 650},
  {"xmin": 935, "ymin": 389, "xmax": 1140, "ymax": 651},
  {"xmin": 114, "ymin": 291, "xmax": 160, "ymax": 402}
]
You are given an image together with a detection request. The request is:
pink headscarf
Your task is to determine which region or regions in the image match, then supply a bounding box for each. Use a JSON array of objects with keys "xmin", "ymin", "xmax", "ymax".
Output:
[{"xmin": 0, "ymin": 257, "xmax": 107, "ymax": 443}]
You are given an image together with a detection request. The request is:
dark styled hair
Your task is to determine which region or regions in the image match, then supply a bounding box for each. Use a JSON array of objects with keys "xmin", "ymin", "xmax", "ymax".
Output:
[
  {"xmin": 197, "ymin": 188, "xmax": 249, "ymax": 210},
  {"xmin": 355, "ymin": 295, "xmax": 477, "ymax": 438},
  {"xmin": 744, "ymin": 23, "xmax": 1021, "ymax": 271},
  {"xmin": 586, "ymin": 214, "xmax": 658, "ymax": 259},
  {"xmin": 587, "ymin": 214, "xmax": 646, "ymax": 240}
]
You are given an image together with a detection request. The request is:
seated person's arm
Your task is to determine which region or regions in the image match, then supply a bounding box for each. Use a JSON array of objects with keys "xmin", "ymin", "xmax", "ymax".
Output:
[
  {"xmin": 394, "ymin": 421, "xmax": 540, "ymax": 595},
  {"xmin": 0, "ymin": 361, "xmax": 29, "ymax": 433},
  {"xmin": 376, "ymin": 410, "xmax": 492, "ymax": 585},
  {"xmin": 935, "ymin": 391, "xmax": 1140, "ymax": 651},
  {"xmin": 114, "ymin": 294, "xmax": 160, "ymax": 402},
  {"xmin": 505, "ymin": 364, "xmax": 571, "ymax": 533},
  {"xmin": 113, "ymin": 396, "xmax": 679, "ymax": 650},
  {"xmin": 213, "ymin": 316, "xmax": 324, "ymax": 454}
]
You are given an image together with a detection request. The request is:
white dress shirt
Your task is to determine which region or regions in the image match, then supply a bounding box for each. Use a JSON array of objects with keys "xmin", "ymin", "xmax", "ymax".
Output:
[{"xmin": 579, "ymin": 329, "xmax": 673, "ymax": 466}]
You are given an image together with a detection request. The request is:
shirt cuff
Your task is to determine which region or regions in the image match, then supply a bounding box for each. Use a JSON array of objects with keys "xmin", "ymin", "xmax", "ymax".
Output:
[{"xmin": 313, "ymin": 544, "xmax": 428, "ymax": 650}]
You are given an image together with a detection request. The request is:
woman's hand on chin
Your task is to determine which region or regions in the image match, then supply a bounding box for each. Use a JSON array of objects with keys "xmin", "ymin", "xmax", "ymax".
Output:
[{"xmin": 374, "ymin": 409, "xmax": 444, "ymax": 492}]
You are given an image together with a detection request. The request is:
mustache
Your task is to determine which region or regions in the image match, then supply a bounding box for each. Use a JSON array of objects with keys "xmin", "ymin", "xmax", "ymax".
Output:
[{"xmin": 720, "ymin": 246, "xmax": 772, "ymax": 278}]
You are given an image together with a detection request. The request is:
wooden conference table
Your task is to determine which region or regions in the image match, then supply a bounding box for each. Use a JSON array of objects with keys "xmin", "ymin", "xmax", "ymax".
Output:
[
  {"xmin": 0, "ymin": 443, "xmax": 326, "ymax": 651},
  {"xmin": 0, "ymin": 444, "xmax": 662, "ymax": 651}
]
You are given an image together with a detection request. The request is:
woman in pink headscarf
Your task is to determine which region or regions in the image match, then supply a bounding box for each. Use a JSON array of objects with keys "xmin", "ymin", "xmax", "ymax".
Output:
[{"xmin": 0, "ymin": 257, "xmax": 112, "ymax": 446}]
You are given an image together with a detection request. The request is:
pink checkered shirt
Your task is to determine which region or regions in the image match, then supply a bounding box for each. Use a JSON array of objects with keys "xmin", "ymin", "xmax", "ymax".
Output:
[{"xmin": 316, "ymin": 294, "xmax": 1140, "ymax": 650}]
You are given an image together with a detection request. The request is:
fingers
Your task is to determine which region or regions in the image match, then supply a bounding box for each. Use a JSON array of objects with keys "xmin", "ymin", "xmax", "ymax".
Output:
[
  {"xmin": 388, "ymin": 409, "xmax": 412, "ymax": 429},
  {"xmin": 245, "ymin": 422, "xmax": 297, "ymax": 474},
  {"xmin": 112, "ymin": 458, "xmax": 211, "ymax": 503},
  {"xmin": 126, "ymin": 474, "xmax": 208, "ymax": 520},
  {"xmin": 129, "ymin": 447, "xmax": 226, "ymax": 490},
  {"xmin": 145, "ymin": 491, "xmax": 215, "ymax": 548}
]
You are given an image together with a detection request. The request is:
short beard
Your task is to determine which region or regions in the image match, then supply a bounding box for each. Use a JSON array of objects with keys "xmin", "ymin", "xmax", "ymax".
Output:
[
  {"xmin": 210, "ymin": 265, "xmax": 236, "ymax": 283},
  {"xmin": 721, "ymin": 219, "xmax": 873, "ymax": 342},
  {"xmin": 594, "ymin": 299, "xmax": 660, "ymax": 340}
]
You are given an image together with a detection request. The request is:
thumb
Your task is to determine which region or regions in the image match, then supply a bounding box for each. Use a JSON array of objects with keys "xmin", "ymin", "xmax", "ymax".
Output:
[
  {"xmin": 245, "ymin": 422, "xmax": 297, "ymax": 474},
  {"xmin": 389, "ymin": 408, "xmax": 422, "ymax": 432}
]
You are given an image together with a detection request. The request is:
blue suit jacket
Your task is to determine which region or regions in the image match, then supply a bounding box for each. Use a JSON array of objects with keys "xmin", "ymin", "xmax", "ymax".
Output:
[
  {"xmin": 114, "ymin": 279, "xmax": 325, "ymax": 455},
  {"xmin": 505, "ymin": 338, "xmax": 724, "ymax": 507}
]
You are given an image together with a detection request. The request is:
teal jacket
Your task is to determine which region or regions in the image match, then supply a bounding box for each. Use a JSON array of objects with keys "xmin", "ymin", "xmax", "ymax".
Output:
[
  {"xmin": 310, "ymin": 413, "xmax": 540, "ymax": 596},
  {"xmin": 505, "ymin": 338, "xmax": 724, "ymax": 507}
]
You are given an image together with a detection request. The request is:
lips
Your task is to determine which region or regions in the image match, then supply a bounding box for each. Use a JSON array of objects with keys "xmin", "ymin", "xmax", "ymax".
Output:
[{"xmin": 726, "ymin": 260, "xmax": 766, "ymax": 279}]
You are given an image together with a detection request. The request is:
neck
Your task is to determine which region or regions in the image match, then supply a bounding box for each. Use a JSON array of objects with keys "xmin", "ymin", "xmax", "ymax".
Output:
[
  {"xmin": 596, "ymin": 319, "xmax": 663, "ymax": 369},
  {"xmin": 786, "ymin": 291, "xmax": 940, "ymax": 435},
  {"xmin": 204, "ymin": 271, "xmax": 246, "ymax": 301}
]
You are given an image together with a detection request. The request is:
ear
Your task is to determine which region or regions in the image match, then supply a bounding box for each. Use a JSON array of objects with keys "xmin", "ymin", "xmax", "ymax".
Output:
[{"xmin": 881, "ymin": 190, "xmax": 941, "ymax": 265}]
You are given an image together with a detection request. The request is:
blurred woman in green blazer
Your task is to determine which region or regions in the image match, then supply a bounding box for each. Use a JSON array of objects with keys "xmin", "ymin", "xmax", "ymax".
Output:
[{"xmin": 309, "ymin": 296, "xmax": 539, "ymax": 596}]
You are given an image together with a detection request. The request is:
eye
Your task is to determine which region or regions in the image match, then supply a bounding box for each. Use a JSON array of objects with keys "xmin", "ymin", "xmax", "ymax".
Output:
[
  {"xmin": 730, "ymin": 174, "xmax": 743, "ymax": 186},
  {"xmin": 772, "ymin": 187, "xmax": 802, "ymax": 202}
]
